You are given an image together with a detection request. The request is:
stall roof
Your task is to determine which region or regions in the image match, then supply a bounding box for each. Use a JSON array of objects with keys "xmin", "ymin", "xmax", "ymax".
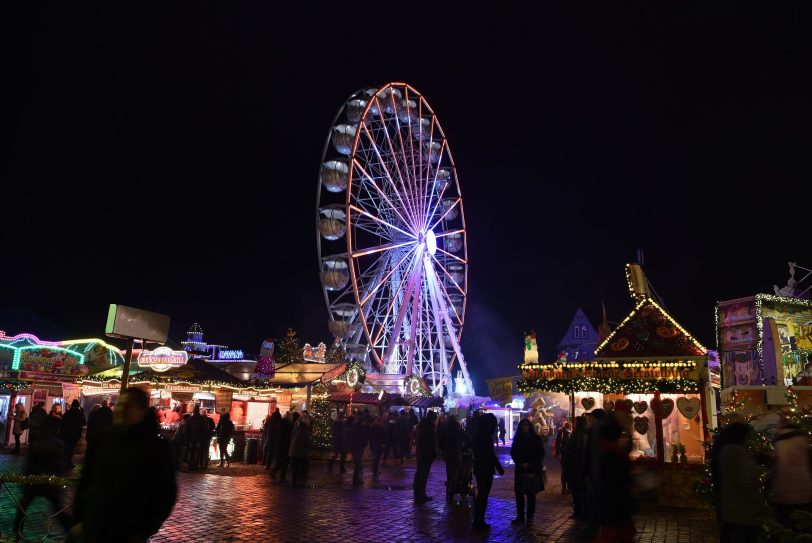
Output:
[
  {"xmin": 328, "ymin": 392, "xmax": 386, "ymax": 405},
  {"xmin": 126, "ymin": 358, "xmax": 246, "ymax": 387},
  {"xmin": 594, "ymin": 298, "xmax": 707, "ymax": 359},
  {"xmin": 272, "ymin": 362, "xmax": 344, "ymax": 386},
  {"xmin": 327, "ymin": 392, "xmax": 444, "ymax": 408}
]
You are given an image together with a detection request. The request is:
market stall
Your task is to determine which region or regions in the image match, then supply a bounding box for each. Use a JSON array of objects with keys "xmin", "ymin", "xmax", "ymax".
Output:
[{"xmin": 519, "ymin": 268, "xmax": 713, "ymax": 507}]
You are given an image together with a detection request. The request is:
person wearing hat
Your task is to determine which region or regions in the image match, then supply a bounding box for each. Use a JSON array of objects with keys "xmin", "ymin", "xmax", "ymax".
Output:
[{"xmin": 61, "ymin": 399, "xmax": 86, "ymax": 468}]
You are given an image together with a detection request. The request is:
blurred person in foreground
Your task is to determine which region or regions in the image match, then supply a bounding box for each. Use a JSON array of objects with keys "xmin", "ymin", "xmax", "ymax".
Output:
[
  {"xmin": 768, "ymin": 420, "xmax": 812, "ymax": 527},
  {"xmin": 471, "ymin": 413, "xmax": 505, "ymax": 531},
  {"xmin": 592, "ymin": 403, "xmax": 635, "ymax": 543},
  {"xmin": 71, "ymin": 387, "xmax": 176, "ymax": 543},
  {"xmin": 712, "ymin": 417, "xmax": 769, "ymax": 543}
]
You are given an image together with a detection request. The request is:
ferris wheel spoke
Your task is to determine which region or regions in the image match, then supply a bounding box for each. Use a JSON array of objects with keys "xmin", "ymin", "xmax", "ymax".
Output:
[
  {"xmin": 360, "ymin": 123, "xmax": 418, "ymax": 229},
  {"xmin": 428, "ymin": 200, "xmax": 462, "ymax": 232},
  {"xmin": 404, "ymin": 88, "xmax": 421, "ymax": 228},
  {"xmin": 353, "ymin": 159, "xmax": 415, "ymax": 234},
  {"xmin": 351, "ymin": 240, "xmax": 414, "ymax": 258},
  {"xmin": 431, "ymin": 254, "xmax": 466, "ymax": 298},
  {"xmin": 370, "ymin": 254, "xmax": 415, "ymax": 349},
  {"xmin": 422, "ymin": 140, "xmax": 450, "ymax": 231},
  {"xmin": 435, "ymin": 246, "xmax": 467, "ymax": 265},
  {"xmin": 350, "ymin": 205, "xmax": 416, "ymax": 241},
  {"xmin": 373, "ymin": 97, "xmax": 421, "ymax": 231},
  {"xmin": 390, "ymin": 90, "xmax": 422, "ymax": 231},
  {"xmin": 359, "ymin": 245, "xmax": 418, "ymax": 308}
]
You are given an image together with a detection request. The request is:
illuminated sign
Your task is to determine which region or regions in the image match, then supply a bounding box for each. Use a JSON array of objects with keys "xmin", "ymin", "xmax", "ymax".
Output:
[
  {"xmin": 218, "ymin": 349, "xmax": 244, "ymax": 360},
  {"xmin": 137, "ymin": 347, "xmax": 188, "ymax": 372}
]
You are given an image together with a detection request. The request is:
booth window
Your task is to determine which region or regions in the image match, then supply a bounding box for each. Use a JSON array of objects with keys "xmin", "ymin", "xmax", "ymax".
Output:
[
  {"xmin": 660, "ymin": 393, "xmax": 704, "ymax": 464},
  {"xmin": 603, "ymin": 393, "xmax": 657, "ymax": 461}
]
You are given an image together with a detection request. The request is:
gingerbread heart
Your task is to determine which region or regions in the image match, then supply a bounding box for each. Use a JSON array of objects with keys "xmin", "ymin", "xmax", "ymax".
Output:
[
  {"xmin": 581, "ymin": 397, "xmax": 596, "ymax": 411},
  {"xmin": 633, "ymin": 401, "xmax": 648, "ymax": 415},
  {"xmin": 660, "ymin": 398, "xmax": 675, "ymax": 418},
  {"xmin": 616, "ymin": 399, "xmax": 633, "ymax": 413},
  {"xmin": 676, "ymin": 397, "xmax": 700, "ymax": 419},
  {"xmin": 540, "ymin": 426, "xmax": 551, "ymax": 437},
  {"xmin": 604, "ymin": 400, "xmax": 615, "ymax": 412},
  {"xmin": 633, "ymin": 416, "xmax": 649, "ymax": 435}
]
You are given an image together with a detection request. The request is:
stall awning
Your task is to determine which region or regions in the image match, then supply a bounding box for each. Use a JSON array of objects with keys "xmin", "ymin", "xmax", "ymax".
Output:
[
  {"xmin": 328, "ymin": 392, "xmax": 384, "ymax": 405},
  {"xmin": 391, "ymin": 395, "xmax": 444, "ymax": 408}
]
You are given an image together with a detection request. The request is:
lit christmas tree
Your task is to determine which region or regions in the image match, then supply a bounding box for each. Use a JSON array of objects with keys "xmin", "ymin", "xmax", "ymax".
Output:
[
  {"xmin": 276, "ymin": 328, "xmax": 304, "ymax": 366},
  {"xmin": 310, "ymin": 381, "xmax": 333, "ymax": 450}
]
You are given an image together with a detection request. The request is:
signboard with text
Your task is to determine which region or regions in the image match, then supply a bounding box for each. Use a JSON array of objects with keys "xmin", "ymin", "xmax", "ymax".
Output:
[{"xmin": 137, "ymin": 347, "xmax": 188, "ymax": 372}]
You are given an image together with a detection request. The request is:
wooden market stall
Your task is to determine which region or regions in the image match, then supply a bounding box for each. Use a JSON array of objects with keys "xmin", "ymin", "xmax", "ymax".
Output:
[{"xmin": 519, "ymin": 267, "xmax": 714, "ymax": 507}]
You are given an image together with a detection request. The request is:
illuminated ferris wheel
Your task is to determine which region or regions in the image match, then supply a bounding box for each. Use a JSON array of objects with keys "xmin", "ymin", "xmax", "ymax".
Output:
[{"xmin": 316, "ymin": 82, "xmax": 473, "ymax": 396}]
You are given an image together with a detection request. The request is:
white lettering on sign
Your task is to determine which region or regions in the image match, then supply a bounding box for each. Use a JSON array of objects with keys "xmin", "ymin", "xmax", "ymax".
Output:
[
  {"xmin": 218, "ymin": 349, "xmax": 244, "ymax": 360},
  {"xmin": 137, "ymin": 347, "xmax": 189, "ymax": 372}
]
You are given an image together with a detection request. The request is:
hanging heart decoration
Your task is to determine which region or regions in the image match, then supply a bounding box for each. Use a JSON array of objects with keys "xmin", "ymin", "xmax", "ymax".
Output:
[
  {"xmin": 604, "ymin": 400, "xmax": 615, "ymax": 412},
  {"xmin": 616, "ymin": 399, "xmax": 634, "ymax": 413},
  {"xmin": 581, "ymin": 397, "xmax": 596, "ymax": 411},
  {"xmin": 676, "ymin": 397, "xmax": 700, "ymax": 420},
  {"xmin": 660, "ymin": 398, "xmax": 675, "ymax": 418},
  {"xmin": 633, "ymin": 416, "xmax": 649, "ymax": 435},
  {"xmin": 540, "ymin": 426, "xmax": 551, "ymax": 437},
  {"xmin": 633, "ymin": 401, "xmax": 648, "ymax": 415}
]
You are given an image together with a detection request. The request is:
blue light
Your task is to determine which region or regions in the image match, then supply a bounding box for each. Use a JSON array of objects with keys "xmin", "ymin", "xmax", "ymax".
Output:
[{"xmin": 218, "ymin": 349, "xmax": 244, "ymax": 360}]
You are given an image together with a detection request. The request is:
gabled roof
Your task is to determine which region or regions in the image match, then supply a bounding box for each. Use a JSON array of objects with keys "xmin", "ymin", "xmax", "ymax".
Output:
[
  {"xmin": 128, "ymin": 357, "xmax": 246, "ymax": 386},
  {"xmin": 556, "ymin": 307, "xmax": 600, "ymax": 349},
  {"xmin": 594, "ymin": 298, "xmax": 706, "ymax": 359}
]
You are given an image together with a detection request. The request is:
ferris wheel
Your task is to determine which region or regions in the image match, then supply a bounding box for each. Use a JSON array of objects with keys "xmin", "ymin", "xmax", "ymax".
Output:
[{"xmin": 316, "ymin": 82, "xmax": 473, "ymax": 397}]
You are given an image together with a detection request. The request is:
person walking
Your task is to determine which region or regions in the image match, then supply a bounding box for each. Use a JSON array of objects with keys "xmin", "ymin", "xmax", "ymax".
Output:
[
  {"xmin": 564, "ymin": 415, "xmax": 589, "ymax": 519},
  {"xmin": 10, "ymin": 402, "xmax": 28, "ymax": 454},
  {"xmin": 289, "ymin": 411, "xmax": 313, "ymax": 487},
  {"xmin": 263, "ymin": 409, "xmax": 281, "ymax": 470},
  {"xmin": 768, "ymin": 420, "xmax": 812, "ymax": 527},
  {"xmin": 713, "ymin": 420, "xmax": 769, "ymax": 543},
  {"xmin": 71, "ymin": 387, "xmax": 176, "ymax": 543},
  {"xmin": 13, "ymin": 408, "xmax": 71, "ymax": 538},
  {"xmin": 349, "ymin": 414, "xmax": 368, "ymax": 487},
  {"xmin": 186, "ymin": 405, "xmax": 206, "ymax": 471},
  {"xmin": 592, "ymin": 404, "xmax": 635, "ymax": 543},
  {"xmin": 498, "ymin": 418, "xmax": 507, "ymax": 447},
  {"xmin": 555, "ymin": 420, "xmax": 572, "ymax": 494},
  {"xmin": 271, "ymin": 411, "xmax": 295, "ymax": 483},
  {"xmin": 28, "ymin": 402, "xmax": 48, "ymax": 448},
  {"xmin": 61, "ymin": 399, "xmax": 85, "ymax": 468},
  {"xmin": 215, "ymin": 412, "xmax": 235, "ymax": 468},
  {"xmin": 413, "ymin": 411, "xmax": 437, "ymax": 502},
  {"xmin": 368, "ymin": 416, "xmax": 386, "ymax": 477},
  {"xmin": 394, "ymin": 410, "xmax": 411, "ymax": 465},
  {"xmin": 327, "ymin": 412, "xmax": 345, "ymax": 473},
  {"xmin": 172, "ymin": 413, "xmax": 191, "ymax": 469},
  {"xmin": 471, "ymin": 413, "xmax": 504, "ymax": 531},
  {"xmin": 439, "ymin": 415, "xmax": 468, "ymax": 502},
  {"xmin": 85, "ymin": 399, "xmax": 113, "ymax": 451},
  {"xmin": 510, "ymin": 418, "xmax": 545, "ymax": 525}
]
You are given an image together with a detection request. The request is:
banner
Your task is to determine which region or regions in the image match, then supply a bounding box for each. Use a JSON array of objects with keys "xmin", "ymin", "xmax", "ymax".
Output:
[
  {"xmin": 215, "ymin": 390, "xmax": 233, "ymax": 415},
  {"xmin": 62, "ymin": 383, "xmax": 80, "ymax": 406},
  {"xmin": 486, "ymin": 377, "xmax": 515, "ymax": 406}
]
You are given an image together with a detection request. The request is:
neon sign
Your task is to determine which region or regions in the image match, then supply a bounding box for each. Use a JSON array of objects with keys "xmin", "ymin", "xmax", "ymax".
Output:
[
  {"xmin": 218, "ymin": 349, "xmax": 244, "ymax": 360},
  {"xmin": 137, "ymin": 347, "xmax": 188, "ymax": 372}
]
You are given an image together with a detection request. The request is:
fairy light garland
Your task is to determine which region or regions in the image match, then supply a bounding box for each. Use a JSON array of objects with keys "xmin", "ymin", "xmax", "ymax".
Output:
[
  {"xmin": 517, "ymin": 376, "xmax": 700, "ymax": 395},
  {"xmin": 0, "ymin": 474, "xmax": 76, "ymax": 487}
]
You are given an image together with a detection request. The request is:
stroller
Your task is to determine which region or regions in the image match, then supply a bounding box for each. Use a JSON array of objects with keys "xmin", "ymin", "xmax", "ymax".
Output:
[{"xmin": 451, "ymin": 448, "xmax": 476, "ymax": 500}]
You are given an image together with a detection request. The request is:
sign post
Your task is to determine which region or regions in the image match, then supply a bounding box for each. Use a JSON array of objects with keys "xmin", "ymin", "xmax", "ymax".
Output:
[
  {"xmin": 105, "ymin": 304, "xmax": 171, "ymax": 392},
  {"xmin": 120, "ymin": 337, "xmax": 135, "ymax": 392}
]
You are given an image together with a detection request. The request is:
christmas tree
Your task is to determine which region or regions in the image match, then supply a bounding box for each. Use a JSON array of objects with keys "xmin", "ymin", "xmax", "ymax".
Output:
[
  {"xmin": 276, "ymin": 328, "xmax": 304, "ymax": 366},
  {"xmin": 326, "ymin": 338, "xmax": 347, "ymax": 365},
  {"xmin": 310, "ymin": 381, "xmax": 333, "ymax": 450}
]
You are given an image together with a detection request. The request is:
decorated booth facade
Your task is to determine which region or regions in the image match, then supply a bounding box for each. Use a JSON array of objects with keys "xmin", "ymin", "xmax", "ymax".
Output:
[{"xmin": 519, "ymin": 266, "xmax": 714, "ymax": 507}]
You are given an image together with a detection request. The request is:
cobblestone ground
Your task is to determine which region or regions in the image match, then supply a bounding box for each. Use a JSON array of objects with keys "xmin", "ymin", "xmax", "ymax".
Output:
[{"xmin": 0, "ymin": 448, "xmax": 718, "ymax": 543}]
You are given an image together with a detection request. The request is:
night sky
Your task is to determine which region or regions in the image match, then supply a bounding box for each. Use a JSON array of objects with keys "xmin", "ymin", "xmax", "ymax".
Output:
[{"xmin": 3, "ymin": 4, "xmax": 808, "ymax": 393}]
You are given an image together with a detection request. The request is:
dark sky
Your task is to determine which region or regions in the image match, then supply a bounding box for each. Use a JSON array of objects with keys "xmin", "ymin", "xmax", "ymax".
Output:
[{"xmin": 2, "ymin": 4, "xmax": 809, "ymax": 393}]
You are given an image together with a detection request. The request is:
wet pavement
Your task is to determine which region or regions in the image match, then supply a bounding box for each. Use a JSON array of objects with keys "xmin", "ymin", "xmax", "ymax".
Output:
[{"xmin": 0, "ymin": 447, "xmax": 718, "ymax": 542}]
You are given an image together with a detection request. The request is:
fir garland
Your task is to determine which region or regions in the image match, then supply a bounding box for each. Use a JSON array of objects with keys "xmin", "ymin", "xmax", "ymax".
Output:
[
  {"xmin": 0, "ymin": 474, "xmax": 76, "ymax": 487},
  {"xmin": 517, "ymin": 376, "xmax": 700, "ymax": 395}
]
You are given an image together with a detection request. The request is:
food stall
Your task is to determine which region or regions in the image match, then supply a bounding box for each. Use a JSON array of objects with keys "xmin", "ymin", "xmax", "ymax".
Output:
[{"xmin": 518, "ymin": 267, "xmax": 714, "ymax": 507}]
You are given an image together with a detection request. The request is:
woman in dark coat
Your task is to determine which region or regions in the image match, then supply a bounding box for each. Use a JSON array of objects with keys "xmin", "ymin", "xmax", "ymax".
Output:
[
  {"xmin": 289, "ymin": 411, "xmax": 313, "ymax": 487},
  {"xmin": 510, "ymin": 418, "xmax": 545, "ymax": 524},
  {"xmin": 439, "ymin": 415, "xmax": 469, "ymax": 502},
  {"xmin": 215, "ymin": 412, "xmax": 235, "ymax": 467},
  {"xmin": 263, "ymin": 409, "xmax": 281, "ymax": 469},
  {"xmin": 271, "ymin": 411, "xmax": 296, "ymax": 483},
  {"xmin": 471, "ymin": 413, "xmax": 504, "ymax": 531},
  {"xmin": 563, "ymin": 415, "xmax": 589, "ymax": 519}
]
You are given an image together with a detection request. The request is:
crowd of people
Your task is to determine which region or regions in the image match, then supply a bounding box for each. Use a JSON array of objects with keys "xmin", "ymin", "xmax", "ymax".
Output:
[{"xmin": 4, "ymin": 391, "xmax": 810, "ymax": 541}]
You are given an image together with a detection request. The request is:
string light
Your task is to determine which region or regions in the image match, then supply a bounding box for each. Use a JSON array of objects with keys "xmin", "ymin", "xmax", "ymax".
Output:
[{"xmin": 517, "ymin": 376, "xmax": 700, "ymax": 395}]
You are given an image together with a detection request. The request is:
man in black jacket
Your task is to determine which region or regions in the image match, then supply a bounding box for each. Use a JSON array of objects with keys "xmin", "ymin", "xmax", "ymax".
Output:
[
  {"xmin": 61, "ymin": 399, "xmax": 85, "ymax": 467},
  {"xmin": 413, "ymin": 411, "xmax": 437, "ymax": 502},
  {"xmin": 72, "ymin": 387, "xmax": 177, "ymax": 543}
]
